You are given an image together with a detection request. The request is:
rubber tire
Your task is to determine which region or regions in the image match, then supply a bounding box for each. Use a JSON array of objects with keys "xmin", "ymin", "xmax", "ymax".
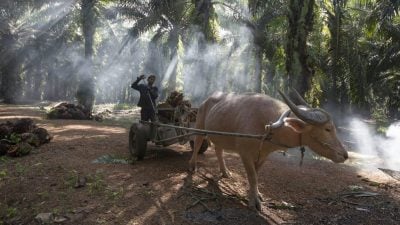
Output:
[
  {"xmin": 128, "ymin": 124, "xmax": 137, "ymax": 157},
  {"xmin": 129, "ymin": 124, "xmax": 148, "ymax": 160},
  {"xmin": 190, "ymin": 139, "xmax": 209, "ymax": 154}
]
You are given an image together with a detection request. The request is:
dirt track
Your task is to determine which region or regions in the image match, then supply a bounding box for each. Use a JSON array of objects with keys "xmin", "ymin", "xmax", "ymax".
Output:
[{"xmin": 0, "ymin": 104, "xmax": 399, "ymax": 225}]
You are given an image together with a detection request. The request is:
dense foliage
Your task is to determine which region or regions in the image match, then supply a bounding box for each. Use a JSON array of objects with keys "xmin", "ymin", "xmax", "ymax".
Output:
[{"xmin": 0, "ymin": 0, "xmax": 399, "ymax": 121}]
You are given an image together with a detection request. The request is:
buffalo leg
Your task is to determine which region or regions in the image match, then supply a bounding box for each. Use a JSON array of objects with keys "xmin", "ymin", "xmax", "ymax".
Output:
[
  {"xmin": 215, "ymin": 145, "xmax": 231, "ymax": 178},
  {"xmin": 189, "ymin": 135, "xmax": 204, "ymax": 172},
  {"xmin": 255, "ymin": 157, "xmax": 267, "ymax": 202},
  {"xmin": 240, "ymin": 153, "xmax": 261, "ymax": 211}
]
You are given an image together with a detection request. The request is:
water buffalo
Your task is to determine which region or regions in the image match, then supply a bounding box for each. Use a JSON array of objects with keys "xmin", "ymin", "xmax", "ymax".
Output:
[{"xmin": 189, "ymin": 90, "xmax": 348, "ymax": 211}]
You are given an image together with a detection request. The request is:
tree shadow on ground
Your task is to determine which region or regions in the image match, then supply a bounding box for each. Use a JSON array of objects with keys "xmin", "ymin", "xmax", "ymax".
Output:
[{"xmin": 1, "ymin": 105, "xmax": 399, "ymax": 225}]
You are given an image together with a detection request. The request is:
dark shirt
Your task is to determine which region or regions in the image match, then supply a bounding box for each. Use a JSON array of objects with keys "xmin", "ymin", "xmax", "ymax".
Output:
[{"xmin": 131, "ymin": 78, "xmax": 158, "ymax": 109}]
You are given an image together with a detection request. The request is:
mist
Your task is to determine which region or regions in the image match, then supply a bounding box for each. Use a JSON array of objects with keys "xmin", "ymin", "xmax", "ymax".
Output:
[
  {"xmin": 93, "ymin": 1, "xmax": 259, "ymax": 106},
  {"xmin": 0, "ymin": 0, "xmax": 262, "ymax": 105},
  {"xmin": 181, "ymin": 25, "xmax": 256, "ymax": 105},
  {"xmin": 346, "ymin": 118, "xmax": 400, "ymax": 171}
]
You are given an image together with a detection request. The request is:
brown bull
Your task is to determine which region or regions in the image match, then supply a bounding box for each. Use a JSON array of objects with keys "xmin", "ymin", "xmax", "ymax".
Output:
[{"xmin": 189, "ymin": 90, "xmax": 348, "ymax": 211}]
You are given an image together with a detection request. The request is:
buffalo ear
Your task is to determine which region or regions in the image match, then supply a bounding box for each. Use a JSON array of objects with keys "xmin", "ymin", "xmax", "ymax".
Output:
[{"xmin": 284, "ymin": 118, "xmax": 310, "ymax": 133}]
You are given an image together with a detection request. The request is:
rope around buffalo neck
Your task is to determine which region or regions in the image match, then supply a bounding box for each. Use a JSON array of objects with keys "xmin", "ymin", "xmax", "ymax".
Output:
[
  {"xmin": 256, "ymin": 124, "xmax": 273, "ymax": 164},
  {"xmin": 257, "ymin": 124, "xmax": 306, "ymax": 166}
]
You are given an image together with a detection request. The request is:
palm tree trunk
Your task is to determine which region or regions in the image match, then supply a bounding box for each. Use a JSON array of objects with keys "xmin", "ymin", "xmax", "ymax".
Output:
[
  {"xmin": 326, "ymin": 2, "xmax": 348, "ymax": 112},
  {"xmin": 192, "ymin": 0, "xmax": 217, "ymax": 96},
  {"xmin": 32, "ymin": 64, "xmax": 43, "ymax": 101},
  {"xmin": 77, "ymin": 0, "xmax": 96, "ymax": 116},
  {"xmin": 285, "ymin": 0, "xmax": 315, "ymax": 96},
  {"xmin": 1, "ymin": 57, "xmax": 21, "ymax": 103},
  {"xmin": 45, "ymin": 64, "xmax": 56, "ymax": 101},
  {"xmin": 254, "ymin": 46, "xmax": 263, "ymax": 93},
  {"xmin": 0, "ymin": 29, "xmax": 21, "ymax": 104},
  {"xmin": 193, "ymin": 0, "xmax": 217, "ymax": 43}
]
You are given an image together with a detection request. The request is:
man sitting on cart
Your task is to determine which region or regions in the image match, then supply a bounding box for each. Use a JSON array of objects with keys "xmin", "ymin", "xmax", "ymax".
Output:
[{"xmin": 131, "ymin": 74, "xmax": 159, "ymax": 121}]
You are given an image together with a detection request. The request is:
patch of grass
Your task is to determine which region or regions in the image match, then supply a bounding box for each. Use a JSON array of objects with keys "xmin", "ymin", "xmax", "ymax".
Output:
[
  {"xmin": 140, "ymin": 188, "xmax": 155, "ymax": 197},
  {"xmin": 15, "ymin": 163, "xmax": 26, "ymax": 176},
  {"xmin": 105, "ymin": 187, "xmax": 124, "ymax": 201},
  {"xmin": 113, "ymin": 103, "xmax": 134, "ymax": 110},
  {"xmin": 5, "ymin": 207, "xmax": 17, "ymax": 218},
  {"xmin": 0, "ymin": 169, "xmax": 7, "ymax": 181},
  {"xmin": 37, "ymin": 191, "xmax": 50, "ymax": 200},
  {"xmin": 0, "ymin": 156, "xmax": 9, "ymax": 164},
  {"xmin": 63, "ymin": 170, "xmax": 78, "ymax": 189},
  {"xmin": 87, "ymin": 173, "xmax": 106, "ymax": 194},
  {"xmin": 92, "ymin": 154, "xmax": 130, "ymax": 164},
  {"xmin": 52, "ymin": 207, "xmax": 61, "ymax": 215},
  {"xmin": 58, "ymin": 191, "xmax": 68, "ymax": 200}
]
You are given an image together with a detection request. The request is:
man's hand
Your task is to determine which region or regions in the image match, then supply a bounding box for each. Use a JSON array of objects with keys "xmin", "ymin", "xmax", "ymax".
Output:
[{"xmin": 138, "ymin": 74, "xmax": 146, "ymax": 80}]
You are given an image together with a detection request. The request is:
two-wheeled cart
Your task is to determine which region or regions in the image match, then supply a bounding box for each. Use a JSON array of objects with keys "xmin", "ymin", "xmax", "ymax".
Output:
[{"xmin": 128, "ymin": 107, "xmax": 209, "ymax": 160}]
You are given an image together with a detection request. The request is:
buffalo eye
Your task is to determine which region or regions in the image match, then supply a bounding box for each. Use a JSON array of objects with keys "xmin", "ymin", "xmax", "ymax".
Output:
[{"xmin": 325, "ymin": 128, "xmax": 331, "ymax": 132}]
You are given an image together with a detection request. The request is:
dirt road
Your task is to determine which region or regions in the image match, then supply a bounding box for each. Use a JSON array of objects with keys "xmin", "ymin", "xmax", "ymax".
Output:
[{"xmin": 0, "ymin": 104, "xmax": 399, "ymax": 224}]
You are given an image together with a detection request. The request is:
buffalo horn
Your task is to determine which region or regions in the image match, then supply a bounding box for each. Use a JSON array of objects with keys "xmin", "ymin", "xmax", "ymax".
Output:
[
  {"xmin": 289, "ymin": 88, "xmax": 310, "ymax": 108},
  {"xmin": 278, "ymin": 90, "xmax": 330, "ymax": 125},
  {"xmin": 270, "ymin": 110, "xmax": 291, "ymax": 129}
]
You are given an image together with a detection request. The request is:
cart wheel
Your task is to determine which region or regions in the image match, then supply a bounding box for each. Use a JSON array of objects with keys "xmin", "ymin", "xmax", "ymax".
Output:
[
  {"xmin": 129, "ymin": 124, "xmax": 137, "ymax": 156},
  {"xmin": 190, "ymin": 139, "xmax": 209, "ymax": 154},
  {"xmin": 129, "ymin": 124, "xmax": 148, "ymax": 160}
]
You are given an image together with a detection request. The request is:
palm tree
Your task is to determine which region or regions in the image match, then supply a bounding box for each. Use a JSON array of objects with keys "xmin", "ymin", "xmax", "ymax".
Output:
[
  {"xmin": 363, "ymin": 0, "xmax": 400, "ymax": 119},
  {"xmin": 318, "ymin": 0, "xmax": 400, "ymax": 118},
  {"xmin": 247, "ymin": 0, "xmax": 286, "ymax": 93},
  {"xmin": 285, "ymin": 0, "xmax": 315, "ymax": 96},
  {"xmin": 323, "ymin": 0, "xmax": 349, "ymax": 109},
  {"xmin": 76, "ymin": 0, "xmax": 97, "ymax": 115},
  {"xmin": 117, "ymin": 0, "xmax": 219, "ymax": 97},
  {"xmin": 0, "ymin": 0, "xmax": 78, "ymax": 103},
  {"xmin": 190, "ymin": 0, "xmax": 218, "ymax": 44},
  {"xmin": 117, "ymin": 0, "xmax": 187, "ymax": 95},
  {"xmin": 0, "ymin": 0, "xmax": 32, "ymax": 103}
]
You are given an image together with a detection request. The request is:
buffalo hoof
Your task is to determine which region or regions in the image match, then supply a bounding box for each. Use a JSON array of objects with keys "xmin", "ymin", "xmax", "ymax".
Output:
[
  {"xmin": 221, "ymin": 170, "xmax": 231, "ymax": 178},
  {"xmin": 249, "ymin": 198, "xmax": 262, "ymax": 211},
  {"xmin": 188, "ymin": 160, "xmax": 197, "ymax": 173},
  {"xmin": 248, "ymin": 193, "xmax": 263, "ymax": 211},
  {"xmin": 258, "ymin": 192, "xmax": 265, "ymax": 202}
]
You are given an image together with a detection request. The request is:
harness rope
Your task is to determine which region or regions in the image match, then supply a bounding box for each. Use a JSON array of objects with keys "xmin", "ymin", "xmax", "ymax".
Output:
[
  {"xmin": 142, "ymin": 112, "xmax": 307, "ymax": 166},
  {"xmin": 257, "ymin": 123, "xmax": 305, "ymax": 166},
  {"xmin": 257, "ymin": 124, "xmax": 272, "ymax": 164}
]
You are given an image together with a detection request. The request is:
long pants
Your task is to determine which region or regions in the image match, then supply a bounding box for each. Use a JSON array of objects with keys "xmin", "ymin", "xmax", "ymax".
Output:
[{"xmin": 140, "ymin": 107, "xmax": 156, "ymax": 121}]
